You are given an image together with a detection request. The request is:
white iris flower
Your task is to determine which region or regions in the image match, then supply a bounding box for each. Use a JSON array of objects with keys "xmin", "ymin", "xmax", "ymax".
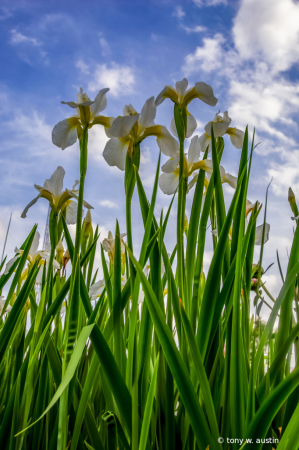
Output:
[
  {"xmin": 156, "ymin": 78, "xmax": 218, "ymax": 138},
  {"xmin": 21, "ymin": 166, "xmax": 93, "ymax": 223},
  {"xmin": 4, "ymin": 230, "xmax": 60, "ymax": 275},
  {"xmin": 103, "ymin": 96, "xmax": 179, "ymax": 171},
  {"xmin": 199, "ymin": 111, "xmax": 245, "ymax": 152},
  {"xmin": 52, "ymin": 87, "xmax": 112, "ymax": 150}
]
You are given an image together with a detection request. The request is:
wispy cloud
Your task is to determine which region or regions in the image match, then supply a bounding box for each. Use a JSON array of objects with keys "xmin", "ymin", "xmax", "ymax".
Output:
[
  {"xmin": 181, "ymin": 25, "xmax": 206, "ymax": 33},
  {"xmin": 10, "ymin": 29, "xmax": 42, "ymax": 46},
  {"xmin": 99, "ymin": 200, "xmax": 119, "ymax": 209},
  {"xmin": 99, "ymin": 33, "xmax": 111, "ymax": 56},
  {"xmin": 9, "ymin": 29, "xmax": 47, "ymax": 64},
  {"xmin": 183, "ymin": 33, "xmax": 225, "ymax": 73},
  {"xmin": 88, "ymin": 62, "xmax": 136, "ymax": 97},
  {"xmin": 193, "ymin": 0, "xmax": 227, "ymax": 6},
  {"xmin": 233, "ymin": 0, "xmax": 299, "ymax": 73},
  {"xmin": 76, "ymin": 59, "xmax": 90, "ymax": 75},
  {"xmin": 0, "ymin": 7, "xmax": 13, "ymax": 21},
  {"xmin": 173, "ymin": 6, "xmax": 185, "ymax": 19}
]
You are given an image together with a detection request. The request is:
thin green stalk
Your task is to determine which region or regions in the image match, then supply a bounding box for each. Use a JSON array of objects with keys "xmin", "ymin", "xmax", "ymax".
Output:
[
  {"xmin": 74, "ymin": 127, "xmax": 88, "ymax": 260},
  {"xmin": 177, "ymin": 138, "xmax": 186, "ymax": 305}
]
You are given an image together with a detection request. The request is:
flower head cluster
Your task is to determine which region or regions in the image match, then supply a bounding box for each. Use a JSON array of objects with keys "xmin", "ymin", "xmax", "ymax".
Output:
[
  {"xmin": 4, "ymin": 230, "xmax": 60, "ymax": 276},
  {"xmin": 102, "ymin": 231, "xmax": 126, "ymax": 264},
  {"xmin": 103, "ymin": 97, "xmax": 179, "ymax": 170},
  {"xmin": 156, "ymin": 78, "xmax": 218, "ymax": 140},
  {"xmin": 21, "ymin": 166, "xmax": 93, "ymax": 223},
  {"xmin": 52, "ymin": 87, "xmax": 112, "ymax": 150},
  {"xmin": 199, "ymin": 110, "xmax": 245, "ymax": 152}
]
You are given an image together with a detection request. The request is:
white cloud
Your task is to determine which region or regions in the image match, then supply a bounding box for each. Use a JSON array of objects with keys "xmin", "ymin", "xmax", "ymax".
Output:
[
  {"xmin": 0, "ymin": 7, "xmax": 13, "ymax": 20},
  {"xmin": 233, "ymin": 0, "xmax": 299, "ymax": 72},
  {"xmin": 173, "ymin": 6, "xmax": 185, "ymax": 19},
  {"xmin": 183, "ymin": 29, "xmax": 299, "ymax": 144},
  {"xmin": 76, "ymin": 60, "xmax": 90, "ymax": 75},
  {"xmin": 10, "ymin": 29, "xmax": 41, "ymax": 46},
  {"xmin": 9, "ymin": 29, "xmax": 47, "ymax": 64},
  {"xmin": 88, "ymin": 63, "xmax": 136, "ymax": 97},
  {"xmin": 267, "ymin": 149, "xmax": 299, "ymax": 197},
  {"xmin": 99, "ymin": 200, "xmax": 119, "ymax": 209},
  {"xmin": 181, "ymin": 25, "xmax": 206, "ymax": 33},
  {"xmin": 99, "ymin": 36, "xmax": 111, "ymax": 56},
  {"xmin": 183, "ymin": 33, "xmax": 225, "ymax": 73},
  {"xmin": 193, "ymin": 0, "xmax": 227, "ymax": 6}
]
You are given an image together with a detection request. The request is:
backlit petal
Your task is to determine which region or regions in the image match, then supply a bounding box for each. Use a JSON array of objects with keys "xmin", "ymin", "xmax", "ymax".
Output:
[
  {"xmin": 159, "ymin": 172, "xmax": 179, "ymax": 195},
  {"xmin": 194, "ymin": 82, "xmax": 218, "ymax": 106},
  {"xmin": 103, "ymin": 137, "xmax": 130, "ymax": 171},
  {"xmin": 186, "ymin": 112, "xmax": 197, "ymax": 138},
  {"xmin": 198, "ymin": 133, "xmax": 212, "ymax": 154},
  {"xmin": 52, "ymin": 117, "xmax": 80, "ymax": 150},
  {"xmin": 90, "ymin": 88, "xmax": 109, "ymax": 119},
  {"xmin": 43, "ymin": 166, "xmax": 65, "ymax": 199},
  {"xmin": 161, "ymin": 157, "xmax": 180, "ymax": 173},
  {"xmin": 138, "ymin": 97, "xmax": 156, "ymax": 134},
  {"xmin": 223, "ymin": 173, "xmax": 238, "ymax": 189},
  {"xmin": 226, "ymin": 127, "xmax": 245, "ymax": 149},
  {"xmin": 66, "ymin": 200, "xmax": 78, "ymax": 225},
  {"xmin": 255, "ymin": 223, "xmax": 270, "ymax": 245},
  {"xmin": 156, "ymin": 126, "xmax": 179, "ymax": 157},
  {"xmin": 176, "ymin": 78, "xmax": 188, "ymax": 102},
  {"xmin": 108, "ymin": 115, "xmax": 139, "ymax": 138},
  {"xmin": 188, "ymin": 135, "xmax": 201, "ymax": 166},
  {"xmin": 170, "ymin": 117, "xmax": 178, "ymax": 137}
]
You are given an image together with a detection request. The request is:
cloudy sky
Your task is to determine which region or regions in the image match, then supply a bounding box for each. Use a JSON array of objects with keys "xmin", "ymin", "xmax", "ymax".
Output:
[{"xmin": 1, "ymin": 0, "xmax": 299, "ymax": 316}]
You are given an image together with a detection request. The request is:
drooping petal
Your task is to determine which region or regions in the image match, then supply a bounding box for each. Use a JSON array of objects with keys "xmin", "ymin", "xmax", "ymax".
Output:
[
  {"xmin": 176, "ymin": 78, "xmax": 188, "ymax": 102},
  {"xmin": 198, "ymin": 133, "xmax": 212, "ymax": 154},
  {"xmin": 4, "ymin": 255, "xmax": 20, "ymax": 274},
  {"xmin": 161, "ymin": 157, "xmax": 180, "ymax": 173},
  {"xmin": 155, "ymin": 85, "xmax": 178, "ymax": 106},
  {"xmin": 246, "ymin": 200, "xmax": 259, "ymax": 216},
  {"xmin": 52, "ymin": 117, "xmax": 80, "ymax": 150},
  {"xmin": 21, "ymin": 193, "xmax": 42, "ymax": 219},
  {"xmin": 194, "ymin": 82, "xmax": 218, "ymax": 106},
  {"xmin": 223, "ymin": 173, "xmax": 238, "ymax": 189},
  {"xmin": 102, "ymin": 239, "xmax": 112, "ymax": 253},
  {"xmin": 159, "ymin": 172, "xmax": 179, "ymax": 195},
  {"xmin": 187, "ymin": 174, "xmax": 198, "ymax": 193},
  {"xmin": 187, "ymin": 135, "xmax": 201, "ymax": 166},
  {"xmin": 255, "ymin": 223, "xmax": 270, "ymax": 245},
  {"xmin": 103, "ymin": 137, "xmax": 130, "ymax": 171},
  {"xmin": 66, "ymin": 190, "xmax": 94, "ymax": 210},
  {"xmin": 156, "ymin": 126, "xmax": 179, "ymax": 157},
  {"xmin": 138, "ymin": 97, "xmax": 156, "ymax": 134},
  {"xmin": 186, "ymin": 112, "xmax": 197, "ymax": 138},
  {"xmin": 226, "ymin": 127, "xmax": 245, "ymax": 149},
  {"xmin": 89, "ymin": 279, "xmax": 105, "ymax": 300},
  {"xmin": 170, "ymin": 117, "xmax": 178, "ymax": 138},
  {"xmin": 31, "ymin": 231, "xmax": 41, "ymax": 255},
  {"xmin": 108, "ymin": 115, "xmax": 139, "ymax": 138},
  {"xmin": 43, "ymin": 166, "xmax": 65, "ymax": 199},
  {"xmin": 66, "ymin": 200, "xmax": 78, "ymax": 225},
  {"xmin": 90, "ymin": 88, "xmax": 109, "ymax": 119},
  {"xmin": 61, "ymin": 101, "xmax": 78, "ymax": 108}
]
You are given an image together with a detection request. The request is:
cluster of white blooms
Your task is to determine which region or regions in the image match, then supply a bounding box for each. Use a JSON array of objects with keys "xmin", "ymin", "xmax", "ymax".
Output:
[{"xmin": 10, "ymin": 77, "xmax": 269, "ymax": 304}]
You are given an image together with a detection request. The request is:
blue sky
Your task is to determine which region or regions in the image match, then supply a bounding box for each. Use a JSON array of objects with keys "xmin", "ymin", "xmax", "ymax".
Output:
[{"xmin": 1, "ymin": 0, "xmax": 299, "ymax": 314}]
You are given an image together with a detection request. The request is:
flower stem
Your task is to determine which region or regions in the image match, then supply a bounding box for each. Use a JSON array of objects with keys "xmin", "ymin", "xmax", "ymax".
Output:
[
  {"xmin": 177, "ymin": 138, "xmax": 187, "ymax": 305},
  {"xmin": 74, "ymin": 127, "xmax": 88, "ymax": 261}
]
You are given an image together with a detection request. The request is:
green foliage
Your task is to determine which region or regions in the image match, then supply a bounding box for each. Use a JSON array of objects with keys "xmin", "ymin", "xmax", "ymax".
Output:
[{"xmin": 1, "ymin": 92, "xmax": 299, "ymax": 450}]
